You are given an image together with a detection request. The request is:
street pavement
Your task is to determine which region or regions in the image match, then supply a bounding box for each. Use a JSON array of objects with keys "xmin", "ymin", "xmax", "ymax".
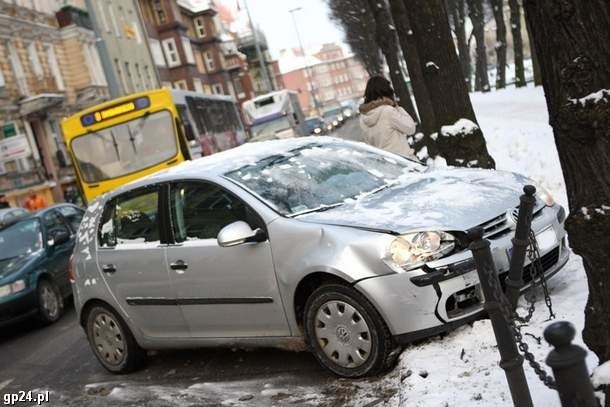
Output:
[{"xmin": 0, "ymin": 118, "xmax": 396, "ymax": 407}]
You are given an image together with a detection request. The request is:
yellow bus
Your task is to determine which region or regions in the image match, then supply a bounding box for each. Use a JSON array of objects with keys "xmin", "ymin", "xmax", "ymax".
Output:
[{"xmin": 62, "ymin": 88, "xmax": 246, "ymax": 203}]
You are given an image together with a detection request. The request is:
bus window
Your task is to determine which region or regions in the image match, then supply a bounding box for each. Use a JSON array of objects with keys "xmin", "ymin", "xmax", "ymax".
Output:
[
  {"xmin": 176, "ymin": 104, "xmax": 196, "ymax": 142},
  {"xmin": 71, "ymin": 110, "xmax": 177, "ymax": 183}
]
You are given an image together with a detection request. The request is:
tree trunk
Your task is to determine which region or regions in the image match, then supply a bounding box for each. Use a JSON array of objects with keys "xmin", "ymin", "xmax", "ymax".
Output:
[
  {"xmin": 450, "ymin": 0, "xmax": 472, "ymax": 92},
  {"xmin": 490, "ymin": 0, "xmax": 507, "ymax": 89},
  {"xmin": 522, "ymin": 0, "xmax": 610, "ymax": 386},
  {"xmin": 390, "ymin": 0, "xmax": 437, "ymax": 135},
  {"xmin": 366, "ymin": 0, "xmax": 418, "ymax": 121},
  {"xmin": 525, "ymin": 18, "xmax": 542, "ymax": 86},
  {"xmin": 508, "ymin": 0, "xmax": 526, "ymax": 87},
  {"xmin": 327, "ymin": 0, "xmax": 383, "ymax": 77},
  {"xmin": 402, "ymin": 0, "xmax": 496, "ymax": 168},
  {"xmin": 467, "ymin": 0, "xmax": 490, "ymax": 92}
]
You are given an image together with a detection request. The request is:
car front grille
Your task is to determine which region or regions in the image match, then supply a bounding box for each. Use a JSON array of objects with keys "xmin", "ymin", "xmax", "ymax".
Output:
[
  {"xmin": 478, "ymin": 205, "xmax": 544, "ymax": 240},
  {"xmin": 522, "ymin": 247, "xmax": 560, "ymax": 283}
]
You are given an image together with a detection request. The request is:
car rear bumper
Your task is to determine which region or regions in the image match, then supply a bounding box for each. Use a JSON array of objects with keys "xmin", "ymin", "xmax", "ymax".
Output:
[{"xmin": 0, "ymin": 290, "xmax": 38, "ymax": 328}]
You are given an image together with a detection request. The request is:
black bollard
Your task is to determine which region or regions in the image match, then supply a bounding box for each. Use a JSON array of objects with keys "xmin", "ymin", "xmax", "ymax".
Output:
[
  {"xmin": 505, "ymin": 185, "xmax": 538, "ymax": 309},
  {"xmin": 468, "ymin": 227, "xmax": 533, "ymax": 407},
  {"xmin": 544, "ymin": 322, "xmax": 597, "ymax": 407}
]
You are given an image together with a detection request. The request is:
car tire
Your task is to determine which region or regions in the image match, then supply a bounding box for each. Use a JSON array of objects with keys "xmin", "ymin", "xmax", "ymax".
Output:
[
  {"xmin": 85, "ymin": 305, "xmax": 146, "ymax": 374},
  {"xmin": 304, "ymin": 284, "xmax": 398, "ymax": 378},
  {"xmin": 37, "ymin": 279, "xmax": 64, "ymax": 325}
]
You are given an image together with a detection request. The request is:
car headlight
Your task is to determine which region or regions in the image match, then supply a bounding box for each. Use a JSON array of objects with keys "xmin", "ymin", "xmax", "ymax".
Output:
[
  {"xmin": 0, "ymin": 280, "xmax": 26, "ymax": 298},
  {"xmin": 388, "ymin": 232, "xmax": 455, "ymax": 270},
  {"xmin": 314, "ymin": 128, "xmax": 321, "ymax": 134},
  {"xmin": 537, "ymin": 186, "xmax": 555, "ymax": 207},
  {"xmin": 338, "ymin": 115, "xmax": 344, "ymax": 121},
  {"xmin": 332, "ymin": 120, "xmax": 339, "ymax": 126}
]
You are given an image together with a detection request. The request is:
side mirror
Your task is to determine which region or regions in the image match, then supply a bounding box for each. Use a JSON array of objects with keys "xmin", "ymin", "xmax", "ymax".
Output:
[
  {"xmin": 217, "ymin": 221, "xmax": 267, "ymax": 247},
  {"xmin": 49, "ymin": 230, "xmax": 70, "ymax": 247}
]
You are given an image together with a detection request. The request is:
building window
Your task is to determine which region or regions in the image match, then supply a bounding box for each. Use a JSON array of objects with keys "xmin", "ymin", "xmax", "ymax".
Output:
[
  {"xmin": 194, "ymin": 17, "xmax": 206, "ymax": 38},
  {"xmin": 125, "ymin": 62, "xmax": 134, "ymax": 92},
  {"xmin": 108, "ymin": 5, "xmax": 121, "ymax": 38},
  {"xmin": 27, "ymin": 42, "xmax": 44, "ymax": 79},
  {"xmin": 203, "ymin": 51, "xmax": 215, "ymax": 72},
  {"xmin": 181, "ymin": 37, "xmax": 195, "ymax": 64},
  {"xmin": 212, "ymin": 83, "xmax": 223, "ymax": 94},
  {"xmin": 144, "ymin": 65, "xmax": 154, "ymax": 88},
  {"xmin": 173, "ymin": 80, "xmax": 187, "ymax": 90},
  {"xmin": 161, "ymin": 81, "xmax": 172, "ymax": 89},
  {"xmin": 134, "ymin": 63, "xmax": 143, "ymax": 91},
  {"xmin": 233, "ymin": 77, "xmax": 243, "ymax": 96},
  {"xmin": 0, "ymin": 64, "xmax": 5, "ymax": 89},
  {"xmin": 97, "ymin": 1, "xmax": 111, "ymax": 33},
  {"xmin": 152, "ymin": 0, "xmax": 167, "ymax": 25},
  {"xmin": 115, "ymin": 59, "xmax": 128, "ymax": 94},
  {"xmin": 162, "ymin": 38, "xmax": 181, "ymax": 67},
  {"xmin": 149, "ymin": 39, "xmax": 166, "ymax": 67},
  {"xmin": 88, "ymin": 44, "xmax": 107, "ymax": 86},
  {"xmin": 7, "ymin": 41, "xmax": 28, "ymax": 96},
  {"xmin": 193, "ymin": 77, "xmax": 204, "ymax": 93}
]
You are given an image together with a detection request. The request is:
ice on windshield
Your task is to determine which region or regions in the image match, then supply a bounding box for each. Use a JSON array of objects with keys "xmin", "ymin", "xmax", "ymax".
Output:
[
  {"xmin": 71, "ymin": 110, "xmax": 177, "ymax": 183},
  {"xmin": 225, "ymin": 143, "xmax": 422, "ymax": 215},
  {"xmin": 0, "ymin": 218, "xmax": 42, "ymax": 262}
]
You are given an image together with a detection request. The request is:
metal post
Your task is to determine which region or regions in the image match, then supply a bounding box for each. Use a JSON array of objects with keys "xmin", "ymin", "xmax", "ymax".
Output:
[
  {"xmin": 544, "ymin": 322, "xmax": 597, "ymax": 407},
  {"xmin": 468, "ymin": 227, "xmax": 533, "ymax": 407},
  {"xmin": 289, "ymin": 7, "xmax": 321, "ymax": 114},
  {"xmin": 243, "ymin": 0, "xmax": 273, "ymax": 93},
  {"xmin": 505, "ymin": 185, "xmax": 537, "ymax": 309}
]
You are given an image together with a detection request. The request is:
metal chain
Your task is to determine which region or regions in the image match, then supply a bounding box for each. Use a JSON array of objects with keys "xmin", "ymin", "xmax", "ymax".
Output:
[
  {"xmin": 484, "ymin": 260, "xmax": 558, "ymax": 389},
  {"xmin": 526, "ymin": 229, "xmax": 556, "ymax": 321}
]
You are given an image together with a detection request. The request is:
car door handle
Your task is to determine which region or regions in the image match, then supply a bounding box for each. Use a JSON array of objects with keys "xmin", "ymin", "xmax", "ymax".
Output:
[
  {"xmin": 170, "ymin": 260, "xmax": 188, "ymax": 271},
  {"xmin": 102, "ymin": 264, "xmax": 117, "ymax": 274}
]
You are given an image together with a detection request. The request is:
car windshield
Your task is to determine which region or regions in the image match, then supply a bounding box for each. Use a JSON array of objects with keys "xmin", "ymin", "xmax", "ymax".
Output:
[
  {"xmin": 322, "ymin": 108, "xmax": 342, "ymax": 119},
  {"xmin": 225, "ymin": 142, "xmax": 425, "ymax": 216},
  {"xmin": 251, "ymin": 117, "xmax": 291, "ymax": 140},
  {"xmin": 0, "ymin": 218, "xmax": 42, "ymax": 263},
  {"xmin": 304, "ymin": 118, "xmax": 322, "ymax": 132},
  {"xmin": 71, "ymin": 110, "xmax": 177, "ymax": 183}
]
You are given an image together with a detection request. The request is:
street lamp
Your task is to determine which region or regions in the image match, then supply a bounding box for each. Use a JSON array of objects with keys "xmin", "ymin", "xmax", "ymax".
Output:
[{"xmin": 289, "ymin": 7, "xmax": 321, "ymax": 114}]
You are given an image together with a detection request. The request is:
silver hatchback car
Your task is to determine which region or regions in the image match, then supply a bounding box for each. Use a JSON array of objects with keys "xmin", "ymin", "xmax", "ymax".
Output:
[{"xmin": 72, "ymin": 137, "xmax": 568, "ymax": 377}]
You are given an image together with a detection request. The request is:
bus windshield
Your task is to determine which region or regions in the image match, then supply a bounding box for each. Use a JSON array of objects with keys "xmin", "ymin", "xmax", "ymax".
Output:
[
  {"xmin": 71, "ymin": 110, "xmax": 177, "ymax": 183},
  {"xmin": 251, "ymin": 117, "xmax": 291, "ymax": 140}
]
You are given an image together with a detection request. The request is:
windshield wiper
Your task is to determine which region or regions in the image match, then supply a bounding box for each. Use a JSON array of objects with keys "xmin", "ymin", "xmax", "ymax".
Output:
[{"xmin": 288, "ymin": 202, "xmax": 344, "ymax": 217}]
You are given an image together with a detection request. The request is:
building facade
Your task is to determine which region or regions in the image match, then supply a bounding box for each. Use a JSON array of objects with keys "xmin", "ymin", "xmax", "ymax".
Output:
[
  {"xmin": 0, "ymin": 1, "xmax": 109, "ymax": 206},
  {"xmin": 137, "ymin": 0, "xmax": 254, "ymax": 106},
  {"xmin": 279, "ymin": 43, "xmax": 368, "ymax": 115},
  {"xmin": 85, "ymin": 0, "xmax": 159, "ymax": 98}
]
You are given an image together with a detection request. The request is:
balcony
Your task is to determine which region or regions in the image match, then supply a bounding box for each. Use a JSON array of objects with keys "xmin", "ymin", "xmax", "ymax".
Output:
[
  {"xmin": 0, "ymin": 169, "xmax": 45, "ymax": 194},
  {"xmin": 56, "ymin": 6, "xmax": 92, "ymax": 30}
]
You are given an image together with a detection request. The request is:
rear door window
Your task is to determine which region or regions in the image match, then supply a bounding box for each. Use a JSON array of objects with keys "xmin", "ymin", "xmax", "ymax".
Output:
[
  {"xmin": 57, "ymin": 205, "xmax": 84, "ymax": 233},
  {"xmin": 98, "ymin": 187, "xmax": 161, "ymax": 247}
]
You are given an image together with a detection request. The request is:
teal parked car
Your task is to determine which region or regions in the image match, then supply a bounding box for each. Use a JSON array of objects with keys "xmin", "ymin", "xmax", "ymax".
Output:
[{"xmin": 0, "ymin": 204, "xmax": 84, "ymax": 327}]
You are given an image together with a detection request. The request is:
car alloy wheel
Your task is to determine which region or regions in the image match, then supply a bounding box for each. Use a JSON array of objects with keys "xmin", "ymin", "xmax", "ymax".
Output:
[
  {"xmin": 314, "ymin": 300, "xmax": 372, "ymax": 368},
  {"xmin": 92, "ymin": 311, "xmax": 127, "ymax": 367},
  {"xmin": 38, "ymin": 280, "xmax": 63, "ymax": 324}
]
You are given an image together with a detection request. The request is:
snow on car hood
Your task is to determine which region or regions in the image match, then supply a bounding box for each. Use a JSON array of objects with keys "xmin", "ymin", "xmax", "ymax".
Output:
[{"xmin": 297, "ymin": 168, "xmax": 532, "ymax": 234}]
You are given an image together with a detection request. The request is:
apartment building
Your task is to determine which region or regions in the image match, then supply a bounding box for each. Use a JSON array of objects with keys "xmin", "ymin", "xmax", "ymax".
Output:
[
  {"xmin": 0, "ymin": 1, "xmax": 109, "ymax": 205},
  {"xmin": 85, "ymin": 0, "xmax": 159, "ymax": 98},
  {"xmin": 279, "ymin": 43, "xmax": 368, "ymax": 115},
  {"xmin": 137, "ymin": 0, "xmax": 254, "ymax": 105}
]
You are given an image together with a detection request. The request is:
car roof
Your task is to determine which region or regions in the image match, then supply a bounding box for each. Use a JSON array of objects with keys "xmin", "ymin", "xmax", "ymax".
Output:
[
  {"xmin": 0, "ymin": 203, "xmax": 82, "ymax": 230},
  {"xmin": 99, "ymin": 137, "xmax": 360, "ymax": 202}
]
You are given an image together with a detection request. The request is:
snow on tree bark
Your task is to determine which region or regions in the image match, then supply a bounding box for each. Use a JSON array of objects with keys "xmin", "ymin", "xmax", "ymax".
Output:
[
  {"xmin": 522, "ymin": 3, "xmax": 610, "ymax": 405},
  {"xmin": 390, "ymin": 0, "xmax": 437, "ymax": 135},
  {"xmin": 365, "ymin": 0, "xmax": 418, "ymax": 121},
  {"xmin": 402, "ymin": 0, "xmax": 495, "ymax": 169},
  {"xmin": 508, "ymin": 0, "xmax": 526, "ymax": 87},
  {"xmin": 467, "ymin": 0, "xmax": 491, "ymax": 92},
  {"xmin": 490, "ymin": 0, "xmax": 507, "ymax": 89}
]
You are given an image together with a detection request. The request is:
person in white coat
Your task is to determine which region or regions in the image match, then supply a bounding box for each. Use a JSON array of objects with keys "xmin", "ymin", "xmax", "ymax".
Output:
[{"xmin": 358, "ymin": 76, "xmax": 417, "ymax": 158}]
